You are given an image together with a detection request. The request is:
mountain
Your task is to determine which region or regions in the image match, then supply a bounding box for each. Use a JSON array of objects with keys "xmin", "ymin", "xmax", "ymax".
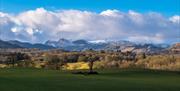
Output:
[
  {"xmin": 45, "ymin": 38, "xmax": 168, "ymax": 53},
  {"xmin": 0, "ymin": 40, "xmax": 22, "ymax": 48},
  {"xmin": 103, "ymin": 41, "xmax": 166, "ymax": 54},
  {"xmin": 8, "ymin": 40, "xmax": 55, "ymax": 50},
  {"xmin": 169, "ymin": 43, "xmax": 180, "ymax": 53},
  {"xmin": 45, "ymin": 38, "xmax": 73, "ymax": 48},
  {"xmin": 104, "ymin": 40, "xmax": 136, "ymax": 50},
  {"xmin": 132, "ymin": 44, "xmax": 165, "ymax": 54},
  {"xmin": 72, "ymin": 39, "xmax": 88, "ymax": 45},
  {"xmin": 0, "ymin": 38, "xmax": 172, "ymax": 54},
  {"xmin": 45, "ymin": 39, "xmax": 107, "ymax": 51},
  {"xmin": 89, "ymin": 40, "xmax": 107, "ymax": 44}
]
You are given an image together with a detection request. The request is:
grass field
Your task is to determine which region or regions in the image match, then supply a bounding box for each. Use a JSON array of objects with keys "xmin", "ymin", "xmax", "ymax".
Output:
[{"xmin": 0, "ymin": 68, "xmax": 180, "ymax": 91}]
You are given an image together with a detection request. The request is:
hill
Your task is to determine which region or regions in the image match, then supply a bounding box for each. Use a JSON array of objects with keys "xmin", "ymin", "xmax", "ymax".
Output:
[
  {"xmin": 170, "ymin": 43, "xmax": 180, "ymax": 53},
  {"xmin": 8, "ymin": 40, "xmax": 55, "ymax": 50},
  {"xmin": 0, "ymin": 40, "xmax": 22, "ymax": 48}
]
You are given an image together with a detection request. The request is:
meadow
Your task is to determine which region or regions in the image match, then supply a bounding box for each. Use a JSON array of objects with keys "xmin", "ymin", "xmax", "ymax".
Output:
[{"xmin": 0, "ymin": 68, "xmax": 180, "ymax": 91}]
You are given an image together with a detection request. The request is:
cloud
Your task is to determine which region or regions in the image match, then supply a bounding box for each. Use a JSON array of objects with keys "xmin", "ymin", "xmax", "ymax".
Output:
[
  {"xmin": 0, "ymin": 8, "xmax": 179, "ymax": 43},
  {"xmin": 169, "ymin": 15, "xmax": 180, "ymax": 23}
]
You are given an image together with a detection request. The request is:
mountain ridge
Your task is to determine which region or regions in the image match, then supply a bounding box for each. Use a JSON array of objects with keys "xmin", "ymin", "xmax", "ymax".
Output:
[
  {"xmin": 0, "ymin": 38, "xmax": 177, "ymax": 54},
  {"xmin": 45, "ymin": 38, "xmax": 171, "ymax": 53},
  {"xmin": 0, "ymin": 40, "xmax": 55, "ymax": 50}
]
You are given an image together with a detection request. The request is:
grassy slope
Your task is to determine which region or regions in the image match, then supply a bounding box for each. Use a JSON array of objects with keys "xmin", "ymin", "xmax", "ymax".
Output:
[{"xmin": 0, "ymin": 68, "xmax": 180, "ymax": 91}]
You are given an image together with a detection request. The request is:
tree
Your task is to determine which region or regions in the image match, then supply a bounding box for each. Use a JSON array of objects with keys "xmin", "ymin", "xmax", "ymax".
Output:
[
  {"xmin": 6, "ymin": 53, "xmax": 29, "ymax": 67},
  {"xmin": 87, "ymin": 54, "xmax": 99, "ymax": 72},
  {"xmin": 142, "ymin": 53, "xmax": 146, "ymax": 59},
  {"xmin": 46, "ymin": 55, "xmax": 65, "ymax": 70},
  {"xmin": 78, "ymin": 55, "xmax": 88, "ymax": 62},
  {"xmin": 7, "ymin": 54, "xmax": 16, "ymax": 67}
]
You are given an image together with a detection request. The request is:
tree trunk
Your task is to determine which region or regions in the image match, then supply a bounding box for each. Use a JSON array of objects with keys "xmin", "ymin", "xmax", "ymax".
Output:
[
  {"xmin": 55, "ymin": 64, "xmax": 59, "ymax": 70},
  {"xmin": 89, "ymin": 61, "xmax": 94, "ymax": 72}
]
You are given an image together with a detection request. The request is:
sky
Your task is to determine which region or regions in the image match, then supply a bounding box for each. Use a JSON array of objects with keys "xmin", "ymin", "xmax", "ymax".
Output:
[{"xmin": 0, "ymin": 0, "xmax": 180, "ymax": 44}]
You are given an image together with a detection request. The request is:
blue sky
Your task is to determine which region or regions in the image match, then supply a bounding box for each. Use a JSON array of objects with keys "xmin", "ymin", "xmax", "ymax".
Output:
[
  {"xmin": 1, "ymin": 0, "xmax": 180, "ymax": 16},
  {"xmin": 0, "ymin": 0, "xmax": 180, "ymax": 44}
]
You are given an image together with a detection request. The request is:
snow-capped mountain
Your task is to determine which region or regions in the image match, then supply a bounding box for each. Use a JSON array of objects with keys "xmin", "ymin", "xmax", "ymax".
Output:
[
  {"xmin": 45, "ymin": 39, "xmax": 107, "ymax": 51},
  {"xmin": 0, "ymin": 38, "xmax": 172, "ymax": 54},
  {"xmin": 88, "ymin": 40, "xmax": 107, "ymax": 44},
  {"xmin": 45, "ymin": 38, "xmax": 169, "ymax": 53}
]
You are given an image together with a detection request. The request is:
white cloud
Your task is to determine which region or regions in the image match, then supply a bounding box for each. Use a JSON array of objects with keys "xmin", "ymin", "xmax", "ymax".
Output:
[
  {"xmin": 169, "ymin": 15, "xmax": 180, "ymax": 24},
  {"xmin": 100, "ymin": 9, "xmax": 121, "ymax": 17},
  {"xmin": 0, "ymin": 8, "xmax": 179, "ymax": 43}
]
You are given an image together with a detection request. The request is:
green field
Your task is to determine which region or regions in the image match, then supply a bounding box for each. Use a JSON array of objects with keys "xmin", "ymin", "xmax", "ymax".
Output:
[{"xmin": 0, "ymin": 68, "xmax": 180, "ymax": 91}]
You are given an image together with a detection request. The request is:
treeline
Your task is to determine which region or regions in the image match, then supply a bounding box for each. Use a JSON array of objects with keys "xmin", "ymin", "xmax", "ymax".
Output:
[
  {"xmin": 0, "ymin": 50, "xmax": 179, "ymax": 71},
  {"xmin": 0, "ymin": 52, "xmax": 30, "ymax": 67},
  {"xmin": 93, "ymin": 54, "xmax": 180, "ymax": 71}
]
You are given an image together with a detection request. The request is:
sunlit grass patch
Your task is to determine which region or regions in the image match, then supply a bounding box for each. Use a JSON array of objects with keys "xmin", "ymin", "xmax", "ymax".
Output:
[{"xmin": 63, "ymin": 62, "xmax": 89, "ymax": 70}]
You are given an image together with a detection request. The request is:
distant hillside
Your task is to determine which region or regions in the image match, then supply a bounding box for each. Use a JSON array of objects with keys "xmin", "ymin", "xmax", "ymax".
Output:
[
  {"xmin": 0, "ymin": 40, "xmax": 22, "ymax": 48},
  {"xmin": 45, "ymin": 39, "xmax": 107, "ymax": 51},
  {"xmin": 8, "ymin": 40, "xmax": 55, "ymax": 50},
  {"xmin": 169, "ymin": 43, "xmax": 180, "ymax": 53},
  {"xmin": 45, "ymin": 38, "xmax": 170, "ymax": 53},
  {"xmin": 0, "ymin": 38, "xmax": 173, "ymax": 54}
]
